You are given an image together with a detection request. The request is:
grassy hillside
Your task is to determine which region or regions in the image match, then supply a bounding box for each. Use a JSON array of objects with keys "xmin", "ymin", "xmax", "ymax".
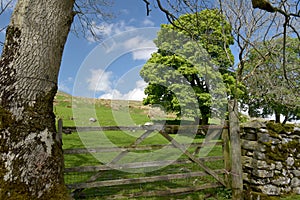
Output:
[{"xmin": 54, "ymin": 91, "xmax": 159, "ymax": 127}]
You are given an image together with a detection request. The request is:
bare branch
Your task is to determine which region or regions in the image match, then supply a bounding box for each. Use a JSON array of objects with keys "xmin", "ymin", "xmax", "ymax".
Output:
[
  {"xmin": 0, "ymin": 0, "xmax": 13, "ymax": 15},
  {"xmin": 143, "ymin": 0, "xmax": 151, "ymax": 16},
  {"xmin": 71, "ymin": 0, "xmax": 114, "ymax": 41}
]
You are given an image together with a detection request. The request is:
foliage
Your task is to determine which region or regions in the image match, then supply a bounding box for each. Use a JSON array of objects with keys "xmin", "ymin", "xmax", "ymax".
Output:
[
  {"xmin": 243, "ymin": 37, "xmax": 300, "ymax": 123},
  {"xmin": 140, "ymin": 9, "xmax": 236, "ymax": 124}
]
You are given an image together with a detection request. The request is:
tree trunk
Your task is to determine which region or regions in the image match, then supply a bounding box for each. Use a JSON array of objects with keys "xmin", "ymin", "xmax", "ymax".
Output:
[
  {"xmin": 282, "ymin": 114, "xmax": 289, "ymax": 124},
  {"xmin": 275, "ymin": 111, "xmax": 281, "ymax": 123},
  {"xmin": 0, "ymin": 0, "xmax": 74, "ymax": 199},
  {"xmin": 199, "ymin": 106, "xmax": 210, "ymax": 125},
  {"xmin": 201, "ymin": 116, "xmax": 209, "ymax": 125}
]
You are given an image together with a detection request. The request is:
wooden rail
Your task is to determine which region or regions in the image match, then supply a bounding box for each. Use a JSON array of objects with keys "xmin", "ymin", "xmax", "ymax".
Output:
[
  {"xmin": 61, "ymin": 124, "xmax": 228, "ymax": 134},
  {"xmin": 65, "ymin": 157, "xmax": 224, "ymax": 173},
  {"xmin": 67, "ymin": 170, "xmax": 226, "ymax": 189},
  {"xmin": 107, "ymin": 182, "xmax": 223, "ymax": 199},
  {"xmin": 63, "ymin": 141, "xmax": 223, "ymax": 154},
  {"xmin": 60, "ymin": 119, "xmax": 242, "ymax": 199}
]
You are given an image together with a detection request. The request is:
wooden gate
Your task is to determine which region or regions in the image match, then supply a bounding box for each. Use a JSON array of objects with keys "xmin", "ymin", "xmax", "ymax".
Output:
[{"xmin": 60, "ymin": 120, "xmax": 241, "ymax": 199}]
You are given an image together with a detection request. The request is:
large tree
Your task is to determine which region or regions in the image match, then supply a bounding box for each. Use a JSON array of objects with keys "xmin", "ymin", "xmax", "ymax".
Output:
[
  {"xmin": 142, "ymin": 0, "xmax": 300, "ymax": 104},
  {"xmin": 140, "ymin": 9, "xmax": 235, "ymax": 125},
  {"xmin": 0, "ymin": 0, "xmax": 109, "ymax": 199}
]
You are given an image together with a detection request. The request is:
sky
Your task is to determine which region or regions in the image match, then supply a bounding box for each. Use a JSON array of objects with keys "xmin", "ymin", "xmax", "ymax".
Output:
[
  {"xmin": 0, "ymin": 1, "xmax": 298, "ymax": 123},
  {"xmin": 0, "ymin": 0, "xmax": 168, "ymax": 101},
  {"xmin": 58, "ymin": 1, "xmax": 168, "ymax": 100}
]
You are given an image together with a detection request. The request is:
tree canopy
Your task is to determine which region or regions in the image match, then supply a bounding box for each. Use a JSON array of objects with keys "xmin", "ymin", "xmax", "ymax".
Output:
[
  {"xmin": 140, "ymin": 9, "xmax": 235, "ymax": 124},
  {"xmin": 243, "ymin": 37, "xmax": 300, "ymax": 123}
]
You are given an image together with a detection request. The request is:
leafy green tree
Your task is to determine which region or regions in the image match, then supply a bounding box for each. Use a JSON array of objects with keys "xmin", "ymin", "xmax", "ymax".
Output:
[
  {"xmin": 243, "ymin": 37, "xmax": 300, "ymax": 123},
  {"xmin": 140, "ymin": 9, "xmax": 235, "ymax": 125}
]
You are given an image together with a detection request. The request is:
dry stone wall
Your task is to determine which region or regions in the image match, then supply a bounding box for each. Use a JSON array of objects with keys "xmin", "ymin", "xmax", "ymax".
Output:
[{"xmin": 241, "ymin": 121, "xmax": 300, "ymax": 199}]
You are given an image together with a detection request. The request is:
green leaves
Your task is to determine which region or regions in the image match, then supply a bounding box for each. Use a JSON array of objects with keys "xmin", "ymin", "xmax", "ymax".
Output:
[
  {"xmin": 140, "ymin": 9, "xmax": 234, "ymax": 124},
  {"xmin": 243, "ymin": 37, "xmax": 300, "ymax": 122}
]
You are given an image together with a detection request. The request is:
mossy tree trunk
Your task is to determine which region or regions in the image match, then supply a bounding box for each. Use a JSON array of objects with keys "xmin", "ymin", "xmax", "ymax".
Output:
[{"xmin": 0, "ymin": 0, "xmax": 75, "ymax": 199}]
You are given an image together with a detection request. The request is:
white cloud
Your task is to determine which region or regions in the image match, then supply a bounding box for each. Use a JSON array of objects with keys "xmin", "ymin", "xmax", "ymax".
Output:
[
  {"xmin": 142, "ymin": 18, "xmax": 155, "ymax": 27},
  {"xmin": 123, "ymin": 36, "xmax": 154, "ymax": 49},
  {"xmin": 99, "ymin": 80, "xmax": 147, "ymax": 101},
  {"xmin": 123, "ymin": 36, "xmax": 157, "ymax": 60},
  {"xmin": 58, "ymin": 83, "xmax": 71, "ymax": 94},
  {"xmin": 87, "ymin": 18, "xmax": 158, "ymax": 60},
  {"xmin": 120, "ymin": 9, "xmax": 130, "ymax": 15},
  {"xmin": 58, "ymin": 77, "xmax": 73, "ymax": 94},
  {"xmin": 87, "ymin": 69, "xmax": 113, "ymax": 92},
  {"xmin": 88, "ymin": 21, "xmax": 136, "ymax": 42},
  {"xmin": 102, "ymin": 35, "xmax": 157, "ymax": 60},
  {"xmin": 131, "ymin": 49, "xmax": 156, "ymax": 60}
]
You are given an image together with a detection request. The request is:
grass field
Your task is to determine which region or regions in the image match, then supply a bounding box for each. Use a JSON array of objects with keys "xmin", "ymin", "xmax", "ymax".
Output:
[{"xmin": 55, "ymin": 91, "xmax": 300, "ymax": 200}]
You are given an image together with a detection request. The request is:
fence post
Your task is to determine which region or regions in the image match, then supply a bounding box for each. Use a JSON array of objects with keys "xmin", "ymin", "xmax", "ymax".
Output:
[
  {"xmin": 58, "ymin": 118, "xmax": 63, "ymax": 144},
  {"xmin": 222, "ymin": 121, "xmax": 231, "ymax": 188},
  {"xmin": 228, "ymin": 100, "xmax": 243, "ymax": 199}
]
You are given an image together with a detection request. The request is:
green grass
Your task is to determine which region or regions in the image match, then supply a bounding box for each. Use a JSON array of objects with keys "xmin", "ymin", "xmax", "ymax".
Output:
[{"xmin": 55, "ymin": 92, "xmax": 300, "ymax": 200}]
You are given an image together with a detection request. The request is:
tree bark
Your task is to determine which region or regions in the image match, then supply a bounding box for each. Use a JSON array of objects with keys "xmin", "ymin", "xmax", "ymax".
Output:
[
  {"xmin": 0, "ymin": 0, "xmax": 75, "ymax": 199},
  {"xmin": 275, "ymin": 111, "xmax": 281, "ymax": 123}
]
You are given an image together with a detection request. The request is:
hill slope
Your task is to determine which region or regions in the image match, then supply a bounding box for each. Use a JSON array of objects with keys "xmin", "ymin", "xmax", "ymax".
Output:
[{"xmin": 54, "ymin": 91, "xmax": 172, "ymax": 127}]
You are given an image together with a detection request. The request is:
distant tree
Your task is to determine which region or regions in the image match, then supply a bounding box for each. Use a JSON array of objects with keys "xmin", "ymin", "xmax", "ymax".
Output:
[
  {"xmin": 140, "ymin": 9, "xmax": 236, "ymax": 125},
  {"xmin": 243, "ymin": 37, "xmax": 300, "ymax": 123}
]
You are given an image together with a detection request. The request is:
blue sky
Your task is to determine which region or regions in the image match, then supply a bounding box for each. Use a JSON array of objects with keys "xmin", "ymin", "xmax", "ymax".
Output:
[
  {"xmin": 60, "ymin": 1, "xmax": 168, "ymax": 100},
  {"xmin": 0, "ymin": 1, "xmax": 241, "ymax": 101},
  {"xmin": 0, "ymin": 0, "xmax": 168, "ymax": 100}
]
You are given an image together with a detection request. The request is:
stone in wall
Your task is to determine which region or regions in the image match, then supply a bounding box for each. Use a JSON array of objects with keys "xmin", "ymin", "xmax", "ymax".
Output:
[
  {"xmin": 272, "ymin": 177, "xmax": 291, "ymax": 186},
  {"xmin": 258, "ymin": 184, "xmax": 280, "ymax": 196},
  {"xmin": 241, "ymin": 121, "xmax": 300, "ymax": 199}
]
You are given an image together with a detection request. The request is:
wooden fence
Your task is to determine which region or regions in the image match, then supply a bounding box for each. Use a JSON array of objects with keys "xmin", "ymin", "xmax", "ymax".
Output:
[{"xmin": 59, "ymin": 120, "xmax": 242, "ymax": 199}]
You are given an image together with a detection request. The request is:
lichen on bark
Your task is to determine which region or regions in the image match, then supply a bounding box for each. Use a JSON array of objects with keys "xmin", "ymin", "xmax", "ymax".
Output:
[
  {"xmin": 0, "ymin": 87, "xmax": 70, "ymax": 199},
  {"xmin": 0, "ymin": 0, "xmax": 75, "ymax": 198}
]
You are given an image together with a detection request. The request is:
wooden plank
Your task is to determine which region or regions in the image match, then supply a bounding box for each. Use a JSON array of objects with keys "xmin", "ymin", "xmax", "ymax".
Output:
[
  {"xmin": 228, "ymin": 100, "xmax": 243, "ymax": 199},
  {"xmin": 65, "ymin": 159, "xmax": 190, "ymax": 173},
  {"xmin": 159, "ymin": 131, "xmax": 226, "ymax": 187},
  {"xmin": 110, "ymin": 130, "xmax": 154, "ymax": 164},
  {"xmin": 62, "ymin": 125, "xmax": 228, "ymax": 134},
  {"xmin": 63, "ymin": 141, "xmax": 223, "ymax": 155},
  {"xmin": 85, "ymin": 130, "xmax": 154, "ymax": 183},
  {"xmin": 63, "ymin": 125, "xmax": 158, "ymax": 133},
  {"xmin": 107, "ymin": 182, "xmax": 223, "ymax": 199},
  {"xmin": 65, "ymin": 157, "xmax": 224, "ymax": 173},
  {"xmin": 66, "ymin": 170, "xmax": 225, "ymax": 189},
  {"xmin": 222, "ymin": 122, "xmax": 231, "ymax": 188}
]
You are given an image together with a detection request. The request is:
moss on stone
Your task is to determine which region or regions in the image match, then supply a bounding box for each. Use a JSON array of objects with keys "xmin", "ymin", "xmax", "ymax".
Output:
[
  {"xmin": 266, "ymin": 122, "xmax": 295, "ymax": 135},
  {"xmin": 246, "ymin": 191, "xmax": 279, "ymax": 200}
]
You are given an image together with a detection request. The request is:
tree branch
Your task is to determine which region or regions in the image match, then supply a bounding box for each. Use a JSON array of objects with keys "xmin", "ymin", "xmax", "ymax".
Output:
[
  {"xmin": 0, "ymin": 0, "xmax": 13, "ymax": 16},
  {"xmin": 143, "ymin": 0, "xmax": 151, "ymax": 16},
  {"xmin": 251, "ymin": 0, "xmax": 276, "ymax": 12},
  {"xmin": 282, "ymin": 15, "xmax": 289, "ymax": 84}
]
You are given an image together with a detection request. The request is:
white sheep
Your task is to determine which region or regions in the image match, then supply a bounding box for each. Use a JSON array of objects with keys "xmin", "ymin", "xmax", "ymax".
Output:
[
  {"xmin": 144, "ymin": 122, "xmax": 154, "ymax": 126},
  {"xmin": 89, "ymin": 117, "xmax": 97, "ymax": 123}
]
